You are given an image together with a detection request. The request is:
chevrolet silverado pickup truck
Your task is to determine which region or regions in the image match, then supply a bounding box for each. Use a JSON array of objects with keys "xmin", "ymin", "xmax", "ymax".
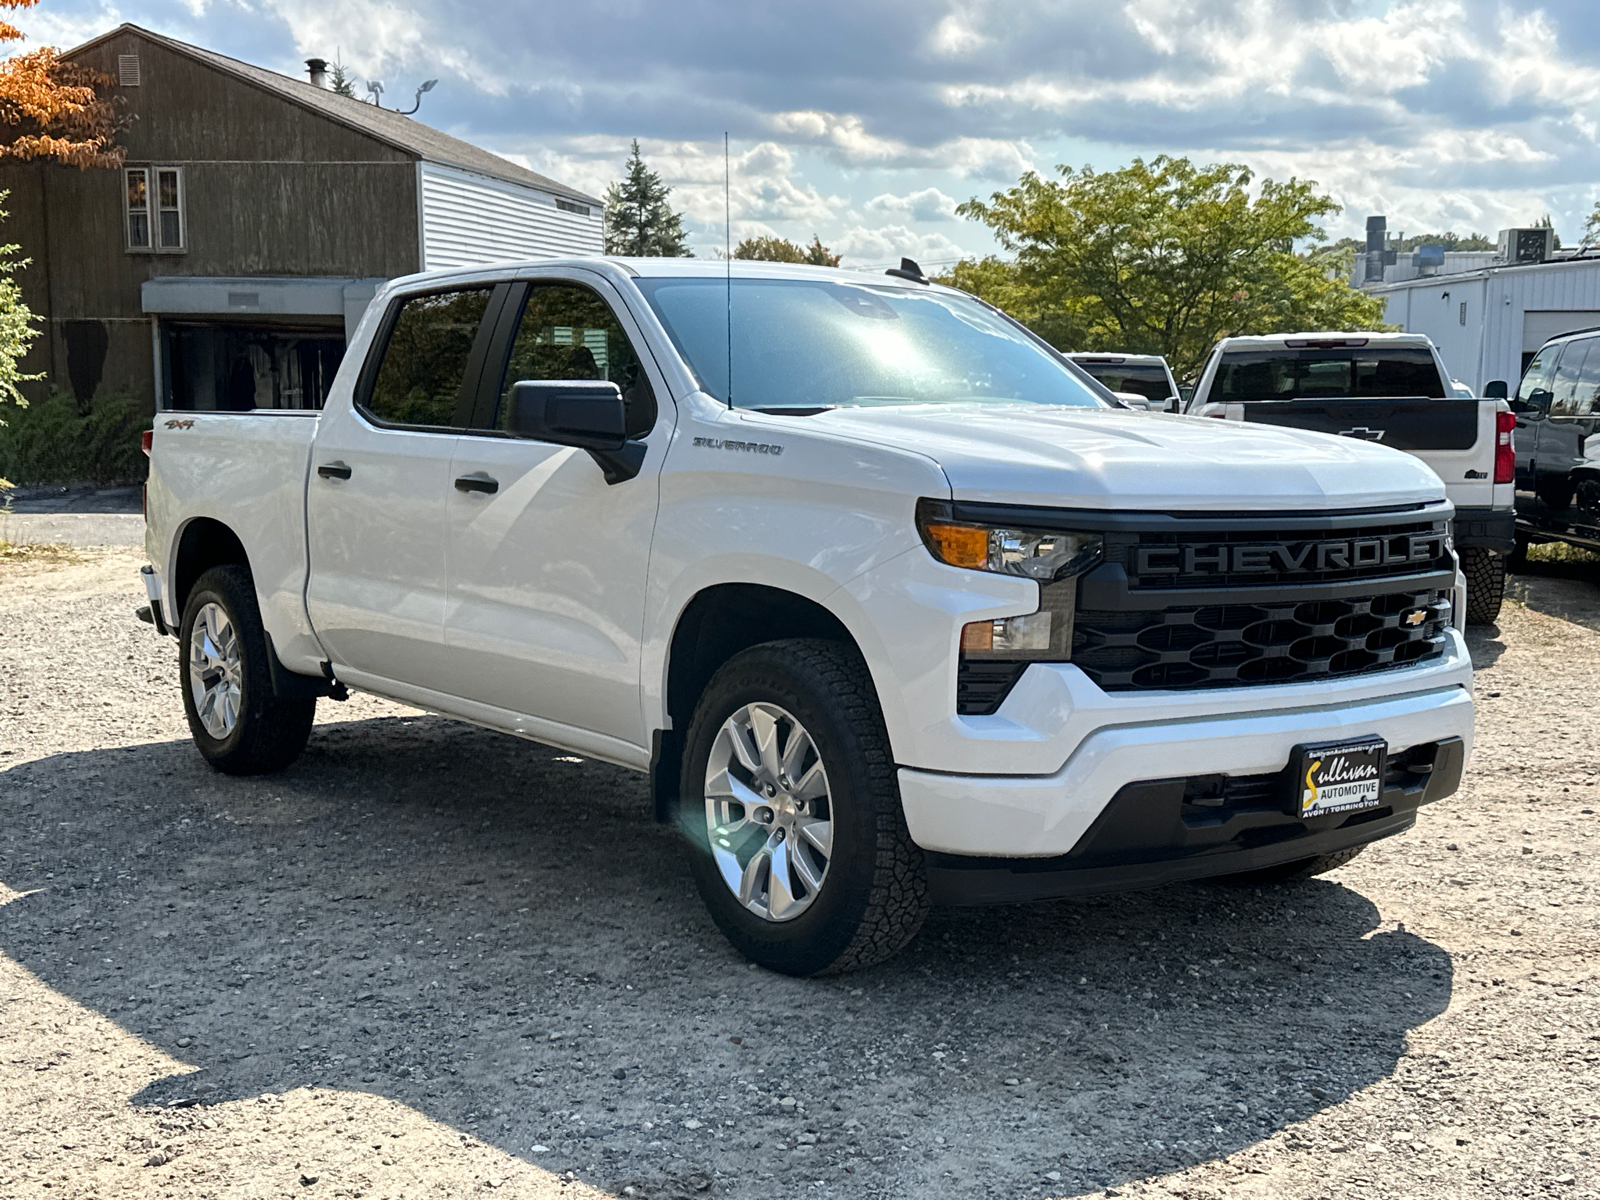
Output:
[
  {"xmin": 140, "ymin": 260, "xmax": 1476, "ymax": 976},
  {"xmin": 1184, "ymin": 332, "xmax": 1515, "ymax": 625}
]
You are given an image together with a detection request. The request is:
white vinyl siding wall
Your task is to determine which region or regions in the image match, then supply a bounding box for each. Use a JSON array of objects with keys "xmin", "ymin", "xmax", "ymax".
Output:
[{"xmin": 419, "ymin": 162, "xmax": 603, "ymax": 270}]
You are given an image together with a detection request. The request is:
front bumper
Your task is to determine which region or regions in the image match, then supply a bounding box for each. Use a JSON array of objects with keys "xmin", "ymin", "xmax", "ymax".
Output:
[
  {"xmin": 898, "ymin": 667, "xmax": 1474, "ymax": 861},
  {"xmin": 924, "ymin": 736, "xmax": 1464, "ymax": 904},
  {"xmin": 1452, "ymin": 506, "xmax": 1516, "ymax": 554}
]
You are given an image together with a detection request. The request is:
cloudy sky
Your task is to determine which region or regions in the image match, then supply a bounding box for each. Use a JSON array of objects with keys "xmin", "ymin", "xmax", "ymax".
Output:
[{"xmin": 21, "ymin": 0, "xmax": 1600, "ymax": 266}]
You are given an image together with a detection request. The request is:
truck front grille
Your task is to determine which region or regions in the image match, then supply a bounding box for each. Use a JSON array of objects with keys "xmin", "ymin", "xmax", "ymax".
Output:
[{"xmin": 1071, "ymin": 587, "xmax": 1452, "ymax": 691}]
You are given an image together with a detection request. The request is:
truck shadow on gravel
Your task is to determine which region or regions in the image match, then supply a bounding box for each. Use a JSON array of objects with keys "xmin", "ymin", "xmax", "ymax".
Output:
[
  {"xmin": 1506, "ymin": 555, "xmax": 1600, "ymax": 634},
  {"xmin": 1, "ymin": 714, "xmax": 1453, "ymax": 1199}
]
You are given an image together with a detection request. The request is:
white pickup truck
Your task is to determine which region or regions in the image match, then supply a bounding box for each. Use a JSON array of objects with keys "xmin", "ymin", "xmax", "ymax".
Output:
[
  {"xmin": 1184, "ymin": 332, "xmax": 1516, "ymax": 624},
  {"xmin": 141, "ymin": 259, "xmax": 1475, "ymax": 975}
]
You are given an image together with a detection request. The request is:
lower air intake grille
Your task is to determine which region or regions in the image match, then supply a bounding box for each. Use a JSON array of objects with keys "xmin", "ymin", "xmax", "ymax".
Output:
[{"xmin": 1072, "ymin": 588, "xmax": 1451, "ymax": 691}]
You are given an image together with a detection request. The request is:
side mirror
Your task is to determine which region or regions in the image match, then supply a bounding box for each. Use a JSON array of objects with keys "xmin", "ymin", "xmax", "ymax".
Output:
[
  {"xmin": 1178, "ymin": 384, "xmax": 1195, "ymax": 408},
  {"xmin": 507, "ymin": 380, "xmax": 627, "ymax": 450},
  {"xmin": 1484, "ymin": 380, "xmax": 1508, "ymax": 399},
  {"xmin": 506, "ymin": 380, "xmax": 646, "ymax": 485}
]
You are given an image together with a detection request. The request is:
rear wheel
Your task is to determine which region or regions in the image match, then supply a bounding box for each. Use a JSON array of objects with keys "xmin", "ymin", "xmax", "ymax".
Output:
[
  {"xmin": 1214, "ymin": 845, "xmax": 1367, "ymax": 886},
  {"xmin": 1460, "ymin": 546, "xmax": 1506, "ymax": 625},
  {"xmin": 179, "ymin": 565, "xmax": 316, "ymax": 775},
  {"xmin": 679, "ymin": 640, "xmax": 929, "ymax": 976}
]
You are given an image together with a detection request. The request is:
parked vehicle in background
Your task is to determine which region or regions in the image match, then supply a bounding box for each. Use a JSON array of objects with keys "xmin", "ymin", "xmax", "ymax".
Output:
[
  {"xmin": 139, "ymin": 261, "xmax": 1475, "ymax": 976},
  {"xmin": 1497, "ymin": 326, "xmax": 1600, "ymax": 561},
  {"xmin": 1066, "ymin": 353, "xmax": 1180, "ymax": 412},
  {"xmin": 1185, "ymin": 332, "xmax": 1515, "ymax": 625}
]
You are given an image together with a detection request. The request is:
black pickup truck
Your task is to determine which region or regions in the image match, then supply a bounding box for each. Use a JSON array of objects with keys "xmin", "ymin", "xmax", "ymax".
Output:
[
  {"xmin": 1500, "ymin": 326, "xmax": 1600, "ymax": 559},
  {"xmin": 1185, "ymin": 332, "xmax": 1516, "ymax": 624}
]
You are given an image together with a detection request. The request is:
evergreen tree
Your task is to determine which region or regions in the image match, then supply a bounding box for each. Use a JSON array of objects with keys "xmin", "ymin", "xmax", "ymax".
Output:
[
  {"xmin": 328, "ymin": 56, "xmax": 357, "ymax": 99},
  {"xmin": 604, "ymin": 140, "xmax": 692, "ymax": 257}
]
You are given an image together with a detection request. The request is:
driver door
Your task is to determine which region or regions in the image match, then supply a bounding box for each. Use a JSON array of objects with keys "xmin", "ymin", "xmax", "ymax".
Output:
[{"xmin": 435, "ymin": 274, "xmax": 670, "ymax": 758}]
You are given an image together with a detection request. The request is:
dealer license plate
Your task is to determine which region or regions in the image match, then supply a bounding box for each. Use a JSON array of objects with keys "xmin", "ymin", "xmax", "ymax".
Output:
[{"xmin": 1293, "ymin": 737, "xmax": 1386, "ymax": 818}]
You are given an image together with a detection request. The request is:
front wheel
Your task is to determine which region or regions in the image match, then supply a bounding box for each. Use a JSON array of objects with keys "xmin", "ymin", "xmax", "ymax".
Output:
[
  {"xmin": 179, "ymin": 564, "xmax": 316, "ymax": 775},
  {"xmin": 1460, "ymin": 546, "xmax": 1506, "ymax": 626},
  {"xmin": 680, "ymin": 640, "xmax": 929, "ymax": 976}
]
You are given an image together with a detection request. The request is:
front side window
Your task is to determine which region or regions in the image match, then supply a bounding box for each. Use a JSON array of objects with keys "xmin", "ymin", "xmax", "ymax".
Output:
[
  {"xmin": 364, "ymin": 287, "xmax": 494, "ymax": 428},
  {"xmin": 635, "ymin": 277, "xmax": 1106, "ymax": 412},
  {"xmin": 1516, "ymin": 344, "xmax": 1562, "ymax": 407},
  {"xmin": 492, "ymin": 283, "xmax": 656, "ymax": 438},
  {"xmin": 126, "ymin": 166, "xmax": 184, "ymax": 251},
  {"xmin": 1213, "ymin": 347, "xmax": 1445, "ymax": 401}
]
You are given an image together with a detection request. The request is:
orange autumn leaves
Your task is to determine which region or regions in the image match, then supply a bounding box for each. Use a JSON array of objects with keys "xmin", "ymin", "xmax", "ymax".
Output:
[{"xmin": 0, "ymin": 0, "xmax": 122, "ymax": 169}]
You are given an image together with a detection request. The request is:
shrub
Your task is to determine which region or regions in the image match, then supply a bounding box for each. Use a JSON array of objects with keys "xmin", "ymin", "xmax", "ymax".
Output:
[{"xmin": 0, "ymin": 391, "xmax": 147, "ymax": 485}]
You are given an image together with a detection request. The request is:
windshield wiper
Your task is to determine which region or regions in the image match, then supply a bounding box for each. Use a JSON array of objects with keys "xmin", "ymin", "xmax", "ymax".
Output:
[{"xmin": 748, "ymin": 406, "xmax": 836, "ymax": 416}]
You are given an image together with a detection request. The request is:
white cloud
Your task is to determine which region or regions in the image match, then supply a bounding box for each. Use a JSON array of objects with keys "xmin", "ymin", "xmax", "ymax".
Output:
[
  {"xmin": 866, "ymin": 187, "xmax": 959, "ymax": 221},
  {"xmin": 830, "ymin": 224, "xmax": 967, "ymax": 268}
]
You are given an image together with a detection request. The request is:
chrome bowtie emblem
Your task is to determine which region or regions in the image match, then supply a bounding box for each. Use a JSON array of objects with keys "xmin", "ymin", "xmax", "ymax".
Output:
[{"xmin": 1338, "ymin": 426, "xmax": 1386, "ymax": 441}]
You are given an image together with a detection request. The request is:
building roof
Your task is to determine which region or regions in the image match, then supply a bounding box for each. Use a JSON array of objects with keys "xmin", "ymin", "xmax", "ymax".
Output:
[
  {"xmin": 1368, "ymin": 250, "xmax": 1600, "ymax": 295},
  {"xmin": 68, "ymin": 24, "xmax": 600, "ymax": 206}
]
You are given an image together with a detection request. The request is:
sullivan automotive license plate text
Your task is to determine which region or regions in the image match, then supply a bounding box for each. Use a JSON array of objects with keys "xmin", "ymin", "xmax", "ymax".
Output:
[{"xmin": 1295, "ymin": 737, "xmax": 1386, "ymax": 817}]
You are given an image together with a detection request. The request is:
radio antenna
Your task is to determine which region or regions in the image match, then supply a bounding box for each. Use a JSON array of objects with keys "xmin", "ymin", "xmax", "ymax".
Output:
[{"xmin": 724, "ymin": 131, "xmax": 733, "ymax": 408}]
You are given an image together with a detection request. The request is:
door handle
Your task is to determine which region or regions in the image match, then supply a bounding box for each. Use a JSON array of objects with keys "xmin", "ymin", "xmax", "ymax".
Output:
[
  {"xmin": 317, "ymin": 461, "xmax": 352, "ymax": 480},
  {"xmin": 454, "ymin": 472, "xmax": 499, "ymax": 495}
]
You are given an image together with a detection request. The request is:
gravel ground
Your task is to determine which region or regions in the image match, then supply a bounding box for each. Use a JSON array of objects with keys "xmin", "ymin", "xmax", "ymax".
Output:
[{"xmin": 1, "ymin": 548, "xmax": 1595, "ymax": 1200}]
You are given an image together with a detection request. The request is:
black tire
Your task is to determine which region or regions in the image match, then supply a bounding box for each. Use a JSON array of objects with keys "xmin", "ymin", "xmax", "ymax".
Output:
[
  {"xmin": 1460, "ymin": 546, "xmax": 1506, "ymax": 625},
  {"xmin": 179, "ymin": 564, "xmax": 315, "ymax": 775},
  {"xmin": 1213, "ymin": 845, "xmax": 1367, "ymax": 886},
  {"xmin": 678, "ymin": 640, "xmax": 929, "ymax": 976}
]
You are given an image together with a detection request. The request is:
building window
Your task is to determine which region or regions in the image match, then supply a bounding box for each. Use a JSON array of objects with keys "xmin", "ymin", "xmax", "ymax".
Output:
[
  {"xmin": 125, "ymin": 166, "xmax": 184, "ymax": 252},
  {"xmin": 555, "ymin": 198, "xmax": 590, "ymax": 216}
]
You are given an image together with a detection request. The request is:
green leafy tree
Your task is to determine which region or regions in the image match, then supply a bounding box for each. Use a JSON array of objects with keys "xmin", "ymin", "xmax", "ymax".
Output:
[
  {"xmin": 948, "ymin": 156, "xmax": 1391, "ymax": 380},
  {"xmin": 732, "ymin": 233, "xmax": 840, "ymax": 266},
  {"xmin": 1396, "ymin": 231, "xmax": 1494, "ymax": 252},
  {"xmin": 0, "ymin": 190, "xmax": 40, "ymax": 421},
  {"xmin": 1581, "ymin": 199, "xmax": 1600, "ymax": 248},
  {"xmin": 604, "ymin": 140, "xmax": 692, "ymax": 257}
]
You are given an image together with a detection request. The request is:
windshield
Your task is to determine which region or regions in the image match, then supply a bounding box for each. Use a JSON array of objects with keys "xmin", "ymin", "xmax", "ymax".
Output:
[
  {"xmin": 1214, "ymin": 348, "xmax": 1445, "ymax": 401},
  {"xmin": 1074, "ymin": 361, "xmax": 1172, "ymax": 401},
  {"xmin": 634, "ymin": 277, "xmax": 1108, "ymax": 411}
]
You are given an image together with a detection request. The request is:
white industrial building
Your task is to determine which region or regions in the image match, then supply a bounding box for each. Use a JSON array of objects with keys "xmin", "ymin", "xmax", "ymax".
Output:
[{"xmin": 1359, "ymin": 216, "xmax": 1600, "ymax": 393}]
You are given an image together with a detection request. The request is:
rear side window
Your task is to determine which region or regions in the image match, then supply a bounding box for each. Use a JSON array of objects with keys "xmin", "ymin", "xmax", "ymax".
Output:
[
  {"xmin": 1550, "ymin": 339, "xmax": 1593, "ymax": 416},
  {"xmin": 364, "ymin": 287, "xmax": 495, "ymax": 427},
  {"xmin": 1075, "ymin": 361, "xmax": 1172, "ymax": 401},
  {"xmin": 491, "ymin": 283, "xmax": 656, "ymax": 439},
  {"xmin": 1575, "ymin": 338, "xmax": 1600, "ymax": 416},
  {"xmin": 1213, "ymin": 348, "xmax": 1445, "ymax": 401}
]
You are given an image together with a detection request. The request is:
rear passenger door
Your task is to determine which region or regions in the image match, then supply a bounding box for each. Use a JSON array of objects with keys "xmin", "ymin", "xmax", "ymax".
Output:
[
  {"xmin": 306, "ymin": 282, "xmax": 509, "ymax": 689},
  {"xmin": 435, "ymin": 274, "xmax": 670, "ymax": 758}
]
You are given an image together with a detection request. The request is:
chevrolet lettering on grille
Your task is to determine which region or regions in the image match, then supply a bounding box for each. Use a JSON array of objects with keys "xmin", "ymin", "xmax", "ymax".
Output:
[{"xmin": 1136, "ymin": 532, "xmax": 1448, "ymax": 578}]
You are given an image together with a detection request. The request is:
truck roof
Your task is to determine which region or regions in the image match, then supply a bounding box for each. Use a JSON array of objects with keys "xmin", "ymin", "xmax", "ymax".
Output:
[
  {"xmin": 1065, "ymin": 352, "xmax": 1170, "ymax": 366},
  {"xmin": 1215, "ymin": 332, "xmax": 1435, "ymax": 350},
  {"xmin": 386, "ymin": 257, "xmax": 940, "ymax": 290}
]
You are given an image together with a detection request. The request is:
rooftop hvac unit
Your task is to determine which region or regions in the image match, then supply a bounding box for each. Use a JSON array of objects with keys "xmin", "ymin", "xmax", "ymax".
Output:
[{"xmin": 1498, "ymin": 227, "xmax": 1554, "ymax": 265}]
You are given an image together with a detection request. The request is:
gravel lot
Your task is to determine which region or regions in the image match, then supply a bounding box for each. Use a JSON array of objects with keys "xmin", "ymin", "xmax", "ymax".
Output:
[{"xmin": 2, "ymin": 547, "xmax": 1596, "ymax": 1200}]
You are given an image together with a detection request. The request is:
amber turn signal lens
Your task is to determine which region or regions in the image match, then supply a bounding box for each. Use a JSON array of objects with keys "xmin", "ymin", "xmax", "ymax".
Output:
[
  {"xmin": 960, "ymin": 620, "xmax": 994, "ymax": 652},
  {"xmin": 923, "ymin": 522, "xmax": 988, "ymax": 570}
]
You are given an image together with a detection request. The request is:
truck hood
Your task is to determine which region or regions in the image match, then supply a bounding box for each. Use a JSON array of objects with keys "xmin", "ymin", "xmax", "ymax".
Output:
[{"xmin": 786, "ymin": 403, "xmax": 1447, "ymax": 512}]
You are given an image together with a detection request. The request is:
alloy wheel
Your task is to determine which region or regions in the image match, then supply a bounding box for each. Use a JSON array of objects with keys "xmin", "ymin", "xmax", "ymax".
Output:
[
  {"xmin": 188, "ymin": 601, "xmax": 243, "ymax": 740},
  {"xmin": 703, "ymin": 702, "xmax": 834, "ymax": 922}
]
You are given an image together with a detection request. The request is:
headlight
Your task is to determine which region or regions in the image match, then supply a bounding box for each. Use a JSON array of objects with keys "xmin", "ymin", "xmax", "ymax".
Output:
[
  {"xmin": 916, "ymin": 502, "xmax": 1104, "ymax": 581},
  {"xmin": 916, "ymin": 500, "xmax": 1108, "ymax": 714}
]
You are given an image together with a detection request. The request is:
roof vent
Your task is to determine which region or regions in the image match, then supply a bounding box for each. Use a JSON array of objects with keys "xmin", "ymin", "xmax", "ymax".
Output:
[
  {"xmin": 305, "ymin": 58, "xmax": 329, "ymax": 89},
  {"xmin": 118, "ymin": 54, "xmax": 140, "ymax": 87}
]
